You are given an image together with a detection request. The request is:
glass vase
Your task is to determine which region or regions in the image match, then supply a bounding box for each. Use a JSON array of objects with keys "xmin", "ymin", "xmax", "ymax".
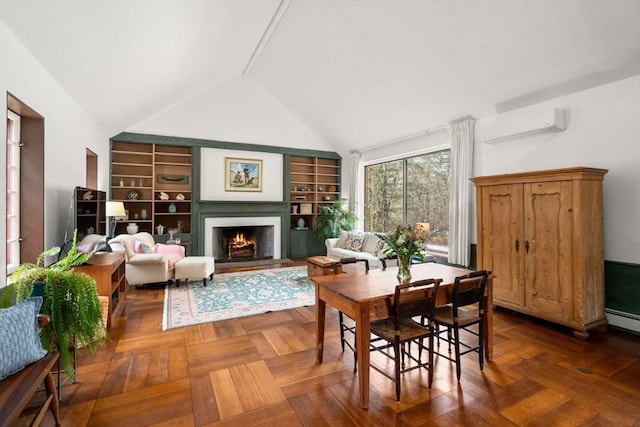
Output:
[{"xmin": 396, "ymin": 254, "xmax": 412, "ymax": 284}]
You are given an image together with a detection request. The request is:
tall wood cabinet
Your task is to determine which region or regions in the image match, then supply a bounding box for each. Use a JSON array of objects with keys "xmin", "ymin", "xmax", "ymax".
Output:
[
  {"xmin": 110, "ymin": 142, "xmax": 192, "ymax": 240},
  {"xmin": 472, "ymin": 167, "xmax": 608, "ymax": 338},
  {"xmin": 288, "ymin": 155, "xmax": 341, "ymax": 257}
]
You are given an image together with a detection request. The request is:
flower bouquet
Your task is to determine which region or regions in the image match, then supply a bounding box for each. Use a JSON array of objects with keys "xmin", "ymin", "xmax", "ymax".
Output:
[{"xmin": 376, "ymin": 224, "xmax": 429, "ymax": 283}]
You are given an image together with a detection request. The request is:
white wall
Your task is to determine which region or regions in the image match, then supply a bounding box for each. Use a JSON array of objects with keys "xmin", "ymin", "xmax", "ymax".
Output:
[
  {"xmin": 474, "ymin": 75, "xmax": 640, "ymax": 264},
  {"xmin": 128, "ymin": 74, "xmax": 335, "ymax": 152},
  {"xmin": 0, "ymin": 21, "xmax": 110, "ymax": 276}
]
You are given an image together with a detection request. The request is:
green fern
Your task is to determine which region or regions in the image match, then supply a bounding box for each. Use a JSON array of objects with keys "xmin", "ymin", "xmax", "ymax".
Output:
[{"xmin": 3, "ymin": 229, "xmax": 106, "ymax": 380}]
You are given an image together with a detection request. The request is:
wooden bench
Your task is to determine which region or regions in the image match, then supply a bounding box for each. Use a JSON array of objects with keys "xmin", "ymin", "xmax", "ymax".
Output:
[{"xmin": 0, "ymin": 315, "xmax": 61, "ymax": 427}]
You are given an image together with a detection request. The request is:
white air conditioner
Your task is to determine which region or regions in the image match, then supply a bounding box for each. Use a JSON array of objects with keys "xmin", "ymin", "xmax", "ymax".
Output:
[{"xmin": 482, "ymin": 107, "xmax": 566, "ymax": 144}]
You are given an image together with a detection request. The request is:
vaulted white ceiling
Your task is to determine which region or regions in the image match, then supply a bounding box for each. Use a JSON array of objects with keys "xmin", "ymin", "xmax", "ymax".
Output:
[{"xmin": 1, "ymin": 0, "xmax": 639, "ymax": 153}]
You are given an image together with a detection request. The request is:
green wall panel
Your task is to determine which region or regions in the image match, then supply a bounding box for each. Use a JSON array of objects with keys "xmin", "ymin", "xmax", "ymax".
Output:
[{"xmin": 605, "ymin": 260, "xmax": 640, "ymax": 315}]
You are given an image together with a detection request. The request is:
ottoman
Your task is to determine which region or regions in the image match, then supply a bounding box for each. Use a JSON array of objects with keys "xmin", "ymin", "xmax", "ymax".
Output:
[{"xmin": 174, "ymin": 256, "xmax": 215, "ymax": 287}]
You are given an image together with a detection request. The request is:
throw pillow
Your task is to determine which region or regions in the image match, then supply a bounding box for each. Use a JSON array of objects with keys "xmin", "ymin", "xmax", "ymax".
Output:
[
  {"xmin": 342, "ymin": 232, "xmax": 366, "ymax": 251},
  {"xmin": 77, "ymin": 243, "xmax": 94, "ymax": 254},
  {"xmin": 0, "ymin": 297, "xmax": 47, "ymax": 380},
  {"xmin": 134, "ymin": 240, "xmax": 154, "ymax": 254},
  {"xmin": 362, "ymin": 234, "xmax": 383, "ymax": 254},
  {"xmin": 154, "ymin": 243, "xmax": 185, "ymax": 269},
  {"xmin": 336, "ymin": 231, "xmax": 349, "ymax": 249}
]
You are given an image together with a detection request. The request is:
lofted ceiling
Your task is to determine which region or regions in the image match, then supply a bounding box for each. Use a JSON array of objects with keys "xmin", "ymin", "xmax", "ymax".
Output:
[{"xmin": 1, "ymin": 0, "xmax": 639, "ymax": 153}]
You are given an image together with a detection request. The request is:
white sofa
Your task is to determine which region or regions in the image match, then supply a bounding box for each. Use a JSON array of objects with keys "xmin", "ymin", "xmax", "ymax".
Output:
[
  {"xmin": 325, "ymin": 231, "xmax": 387, "ymax": 270},
  {"xmin": 108, "ymin": 232, "xmax": 185, "ymax": 286}
]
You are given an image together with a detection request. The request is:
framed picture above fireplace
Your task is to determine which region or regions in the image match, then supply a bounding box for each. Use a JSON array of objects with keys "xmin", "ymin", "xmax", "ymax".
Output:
[{"xmin": 225, "ymin": 157, "xmax": 263, "ymax": 192}]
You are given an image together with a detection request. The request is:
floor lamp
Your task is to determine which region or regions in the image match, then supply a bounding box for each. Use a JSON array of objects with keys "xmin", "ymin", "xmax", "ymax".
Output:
[{"xmin": 105, "ymin": 201, "xmax": 126, "ymax": 245}]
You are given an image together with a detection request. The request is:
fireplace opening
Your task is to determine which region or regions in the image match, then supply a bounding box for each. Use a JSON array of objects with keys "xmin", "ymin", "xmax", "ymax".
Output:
[{"xmin": 212, "ymin": 225, "xmax": 274, "ymax": 263}]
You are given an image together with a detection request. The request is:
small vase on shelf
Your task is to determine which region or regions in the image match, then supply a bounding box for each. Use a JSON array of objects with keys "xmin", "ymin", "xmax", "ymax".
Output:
[
  {"xmin": 126, "ymin": 223, "xmax": 139, "ymax": 235},
  {"xmin": 297, "ymin": 218, "xmax": 305, "ymax": 229}
]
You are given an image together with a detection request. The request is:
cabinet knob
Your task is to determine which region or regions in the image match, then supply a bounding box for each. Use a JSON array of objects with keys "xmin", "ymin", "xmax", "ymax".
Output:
[
  {"xmin": 515, "ymin": 239, "xmax": 520, "ymax": 252},
  {"xmin": 525, "ymin": 240, "xmax": 530, "ymax": 253}
]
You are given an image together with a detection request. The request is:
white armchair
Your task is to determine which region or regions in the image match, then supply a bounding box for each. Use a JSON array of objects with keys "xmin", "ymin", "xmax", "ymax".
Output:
[{"xmin": 108, "ymin": 232, "xmax": 185, "ymax": 286}]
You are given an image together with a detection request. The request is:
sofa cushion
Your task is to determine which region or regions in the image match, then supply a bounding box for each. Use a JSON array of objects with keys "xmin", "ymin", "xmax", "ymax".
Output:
[
  {"xmin": 127, "ymin": 253, "xmax": 166, "ymax": 265},
  {"xmin": 338, "ymin": 232, "xmax": 366, "ymax": 251},
  {"xmin": 362, "ymin": 233, "xmax": 385, "ymax": 256},
  {"xmin": 0, "ymin": 297, "xmax": 47, "ymax": 380}
]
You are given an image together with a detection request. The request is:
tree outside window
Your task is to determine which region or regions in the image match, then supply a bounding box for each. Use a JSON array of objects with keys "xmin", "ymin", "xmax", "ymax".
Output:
[{"xmin": 364, "ymin": 149, "xmax": 450, "ymax": 252}]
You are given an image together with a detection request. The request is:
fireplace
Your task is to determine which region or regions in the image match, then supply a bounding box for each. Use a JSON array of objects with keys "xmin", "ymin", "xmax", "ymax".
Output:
[
  {"xmin": 213, "ymin": 225, "xmax": 274, "ymax": 262},
  {"xmin": 204, "ymin": 216, "xmax": 282, "ymax": 262}
]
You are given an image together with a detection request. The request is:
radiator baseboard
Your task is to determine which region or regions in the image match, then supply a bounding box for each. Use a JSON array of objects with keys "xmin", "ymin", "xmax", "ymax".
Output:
[{"xmin": 606, "ymin": 308, "xmax": 640, "ymax": 334}]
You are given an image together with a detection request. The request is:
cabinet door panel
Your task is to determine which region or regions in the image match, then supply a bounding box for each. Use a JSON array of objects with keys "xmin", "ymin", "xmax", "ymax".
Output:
[
  {"xmin": 524, "ymin": 181, "xmax": 573, "ymax": 319},
  {"xmin": 479, "ymin": 184, "xmax": 525, "ymax": 306}
]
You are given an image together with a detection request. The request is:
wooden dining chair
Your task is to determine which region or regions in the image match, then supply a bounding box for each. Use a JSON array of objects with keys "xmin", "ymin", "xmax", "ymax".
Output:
[
  {"xmin": 379, "ymin": 254, "xmax": 436, "ymax": 270},
  {"xmin": 368, "ymin": 278, "xmax": 442, "ymax": 402},
  {"xmin": 334, "ymin": 257, "xmax": 369, "ymax": 371},
  {"xmin": 432, "ymin": 270, "xmax": 490, "ymax": 381}
]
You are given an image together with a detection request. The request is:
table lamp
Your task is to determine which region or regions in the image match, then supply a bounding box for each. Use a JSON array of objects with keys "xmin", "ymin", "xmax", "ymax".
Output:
[
  {"xmin": 416, "ymin": 222, "xmax": 430, "ymax": 235},
  {"xmin": 106, "ymin": 201, "xmax": 126, "ymax": 239}
]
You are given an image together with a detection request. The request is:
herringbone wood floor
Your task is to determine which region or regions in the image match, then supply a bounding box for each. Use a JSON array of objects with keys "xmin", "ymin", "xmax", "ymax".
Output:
[{"xmin": 38, "ymin": 260, "xmax": 640, "ymax": 426}]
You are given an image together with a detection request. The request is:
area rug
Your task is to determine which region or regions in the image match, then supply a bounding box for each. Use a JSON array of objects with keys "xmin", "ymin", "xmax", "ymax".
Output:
[{"xmin": 163, "ymin": 266, "xmax": 315, "ymax": 330}]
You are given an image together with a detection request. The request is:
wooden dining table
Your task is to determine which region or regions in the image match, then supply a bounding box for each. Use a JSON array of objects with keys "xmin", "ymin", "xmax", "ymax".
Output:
[{"xmin": 311, "ymin": 262, "xmax": 493, "ymax": 409}]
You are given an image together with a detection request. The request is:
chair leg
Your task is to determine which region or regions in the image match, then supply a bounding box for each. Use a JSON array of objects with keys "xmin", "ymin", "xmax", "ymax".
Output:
[
  {"xmin": 338, "ymin": 312, "xmax": 346, "ymax": 352},
  {"xmin": 202, "ymin": 277, "xmax": 207, "ymax": 287},
  {"xmin": 478, "ymin": 321, "xmax": 484, "ymax": 371},
  {"xmin": 394, "ymin": 342, "xmax": 401, "ymax": 402},
  {"xmin": 454, "ymin": 326, "xmax": 462, "ymax": 381},
  {"xmin": 428, "ymin": 333, "xmax": 434, "ymax": 388}
]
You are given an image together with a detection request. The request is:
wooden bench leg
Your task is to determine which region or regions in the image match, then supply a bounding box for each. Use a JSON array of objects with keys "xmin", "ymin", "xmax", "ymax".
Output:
[{"xmin": 44, "ymin": 371, "xmax": 61, "ymax": 426}]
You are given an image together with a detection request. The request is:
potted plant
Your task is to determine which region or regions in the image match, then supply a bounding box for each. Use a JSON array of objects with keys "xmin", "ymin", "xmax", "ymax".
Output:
[
  {"xmin": 313, "ymin": 198, "xmax": 357, "ymax": 242},
  {"xmin": 0, "ymin": 230, "xmax": 106, "ymax": 380}
]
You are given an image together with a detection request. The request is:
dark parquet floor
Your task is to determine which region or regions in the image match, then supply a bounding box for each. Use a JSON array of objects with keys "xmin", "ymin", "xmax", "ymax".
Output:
[{"xmin": 36, "ymin": 260, "xmax": 640, "ymax": 426}]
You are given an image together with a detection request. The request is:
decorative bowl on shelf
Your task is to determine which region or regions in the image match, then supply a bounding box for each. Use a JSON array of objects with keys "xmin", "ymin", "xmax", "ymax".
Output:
[{"xmin": 126, "ymin": 191, "xmax": 139, "ymax": 200}]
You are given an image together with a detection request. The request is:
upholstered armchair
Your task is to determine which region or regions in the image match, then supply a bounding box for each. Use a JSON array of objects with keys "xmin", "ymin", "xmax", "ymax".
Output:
[{"xmin": 108, "ymin": 232, "xmax": 185, "ymax": 286}]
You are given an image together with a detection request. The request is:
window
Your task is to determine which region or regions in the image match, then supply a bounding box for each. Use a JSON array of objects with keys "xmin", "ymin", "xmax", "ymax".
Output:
[
  {"xmin": 6, "ymin": 110, "xmax": 21, "ymax": 276},
  {"xmin": 364, "ymin": 149, "xmax": 450, "ymax": 252}
]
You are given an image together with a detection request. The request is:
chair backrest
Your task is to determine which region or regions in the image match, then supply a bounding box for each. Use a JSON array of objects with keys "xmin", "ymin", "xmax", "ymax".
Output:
[
  {"xmin": 380, "ymin": 255, "xmax": 435, "ymax": 270},
  {"xmin": 340, "ymin": 257, "xmax": 370, "ymax": 272},
  {"xmin": 452, "ymin": 270, "xmax": 490, "ymax": 314},
  {"xmin": 392, "ymin": 278, "xmax": 442, "ymax": 326}
]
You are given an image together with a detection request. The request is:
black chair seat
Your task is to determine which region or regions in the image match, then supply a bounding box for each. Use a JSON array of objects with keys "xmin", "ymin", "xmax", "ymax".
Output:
[
  {"xmin": 433, "ymin": 305, "xmax": 481, "ymax": 327},
  {"xmin": 371, "ymin": 318, "xmax": 433, "ymax": 342}
]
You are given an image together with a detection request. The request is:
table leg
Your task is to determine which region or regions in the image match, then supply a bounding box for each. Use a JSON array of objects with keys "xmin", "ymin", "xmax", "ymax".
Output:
[
  {"xmin": 355, "ymin": 302, "xmax": 371, "ymax": 409},
  {"xmin": 316, "ymin": 296, "xmax": 326, "ymax": 363},
  {"xmin": 484, "ymin": 279, "xmax": 493, "ymax": 361}
]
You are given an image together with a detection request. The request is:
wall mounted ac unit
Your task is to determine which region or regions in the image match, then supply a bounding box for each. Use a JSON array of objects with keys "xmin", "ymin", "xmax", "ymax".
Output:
[{"xmin": 483, "ymin": 107, "xmax": 566, "ymax": 144}]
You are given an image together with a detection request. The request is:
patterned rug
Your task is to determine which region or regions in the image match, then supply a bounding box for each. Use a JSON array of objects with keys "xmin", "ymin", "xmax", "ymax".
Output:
[{"xmin": 163, "ymin": 266, "xmax": 315, "ymax": 330}]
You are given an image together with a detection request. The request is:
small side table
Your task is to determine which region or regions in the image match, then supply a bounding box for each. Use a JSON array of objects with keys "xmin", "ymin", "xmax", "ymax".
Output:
[{"xmin": 307, "ymin": 256, "xmax": 342, "ymax": 277}]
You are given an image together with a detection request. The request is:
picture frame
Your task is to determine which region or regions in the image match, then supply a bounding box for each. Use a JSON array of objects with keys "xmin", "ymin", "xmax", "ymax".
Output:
[{"xmin": 225, "ymin": 157, "xmax": 263, "ymax": 192}]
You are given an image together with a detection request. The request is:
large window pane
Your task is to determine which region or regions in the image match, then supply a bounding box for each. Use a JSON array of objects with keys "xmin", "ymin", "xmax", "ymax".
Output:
[
  {"xmin": 364, "ymin": 149, "xmax": 450, "ymax": 252},
  {"xmin": 406, "ymin": 150, "xmax": 450, "ymax": 249},
  {"xmin": 364, "ymin": 160, "xmax": 403, "ymax": 233}
]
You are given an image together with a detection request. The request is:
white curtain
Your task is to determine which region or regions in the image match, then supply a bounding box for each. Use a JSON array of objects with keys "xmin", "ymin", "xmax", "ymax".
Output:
[
  {"xmin": 349, "ymin": 151, "xmax": 361, "ymax": 214},
  {"xmin": 448, "ymin": 117, "xmax": 476, "ymax": 266}
]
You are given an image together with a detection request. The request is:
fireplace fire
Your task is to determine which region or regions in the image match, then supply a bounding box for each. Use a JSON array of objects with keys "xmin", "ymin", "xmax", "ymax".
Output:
[
  {"xmin": 211, "ymin": 224, "xmax": 275, "ymax": 263},
  {"xmin": 228, "ymin": 232, "xmax": 256, "ymax": 258}
]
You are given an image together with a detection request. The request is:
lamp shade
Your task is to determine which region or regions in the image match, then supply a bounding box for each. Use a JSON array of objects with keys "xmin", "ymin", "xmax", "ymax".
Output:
[
  {"xmin": 106, "ymin": 201, "xmax": 126, "ymax": 217},
  {"xmin": 416, "ymin": 222, "xmax": 430, "ymax": 235}
]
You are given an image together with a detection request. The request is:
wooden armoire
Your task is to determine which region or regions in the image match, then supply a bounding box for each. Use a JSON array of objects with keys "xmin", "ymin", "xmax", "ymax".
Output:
[{"xmin": 472, "ymin": 167, "xmax": 608, "ymax": 338}]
